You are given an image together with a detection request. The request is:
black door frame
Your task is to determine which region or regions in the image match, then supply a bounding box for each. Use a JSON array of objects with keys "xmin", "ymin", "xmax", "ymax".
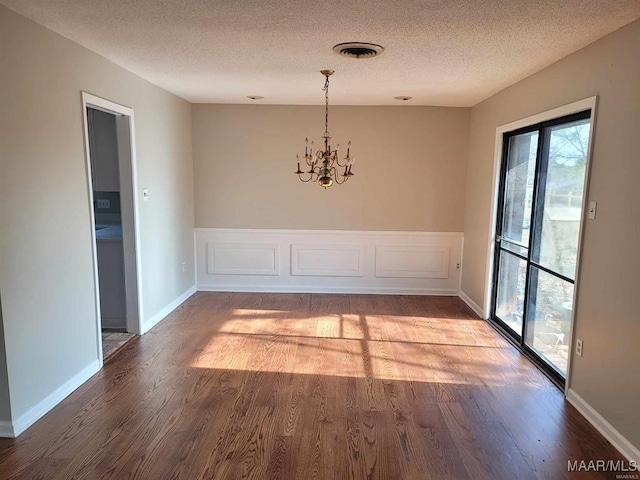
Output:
[{"xmin": 490, "ymin": 110, "xmax": 592, "ymax": 387}]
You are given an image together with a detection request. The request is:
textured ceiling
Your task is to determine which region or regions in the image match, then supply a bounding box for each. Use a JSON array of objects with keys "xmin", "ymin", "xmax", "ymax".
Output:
[{"xmin": 3, "ymin": 0, "xmax": 640, "ymax": 106}]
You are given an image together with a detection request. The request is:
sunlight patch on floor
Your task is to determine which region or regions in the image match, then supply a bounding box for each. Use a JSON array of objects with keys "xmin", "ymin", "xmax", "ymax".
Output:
[
  {"xmin": 220, "ymin": 309, "xmax": 501, "ymax": 347},
  {"xmin": 190, "ymin": 329, "xmax": 546, "ymax": 389}
]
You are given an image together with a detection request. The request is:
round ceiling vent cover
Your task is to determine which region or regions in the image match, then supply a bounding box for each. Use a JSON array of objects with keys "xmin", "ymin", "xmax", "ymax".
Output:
[{"xmin": 333, "ymin": 42, "xmax": 384, "ymax": 59}]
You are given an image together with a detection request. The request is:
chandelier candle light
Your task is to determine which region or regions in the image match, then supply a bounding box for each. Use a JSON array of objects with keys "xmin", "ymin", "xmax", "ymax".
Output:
[{"xmin": 294, "ymin": 70, "xmax": 355, "ymax": 188}]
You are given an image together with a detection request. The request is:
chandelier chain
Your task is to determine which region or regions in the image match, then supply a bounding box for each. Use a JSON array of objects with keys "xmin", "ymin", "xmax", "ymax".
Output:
[{"xmin": 323, "ymin": 75, "xmax": 330, "ymax": 136}]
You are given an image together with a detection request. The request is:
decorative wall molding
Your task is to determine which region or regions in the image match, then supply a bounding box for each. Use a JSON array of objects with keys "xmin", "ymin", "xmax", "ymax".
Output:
[
  {"xmin": 195, "ymin": 228, "xmax": 463, "ymax": 295},
  {"xmin": 195, "ymin": 228, "xmax": 463, "ymax": 237},
  {"xmin": 291, "ymin": 244, "xmax": 364, "ymax": 277},
  {"xmin": 567, "ymin": 389, "xmax": 640, "ymax": 464},
  {"xmin": 375, "ymin": 245, "xmax": 449, "ymax": 279},
  {"xmin": 207, "ymin": 243, "xmax": 279, "ymax": 275},
  {"xmin": 198, "ymin": 285, "xmax": 459, "ymax": 295},
  {"xmin": 142, "ymin": 285, "xmax": 197, "ymax": 334},
  {"xmin": 4, "ymin": 360, "xmax": 101, "ymax": 438}
]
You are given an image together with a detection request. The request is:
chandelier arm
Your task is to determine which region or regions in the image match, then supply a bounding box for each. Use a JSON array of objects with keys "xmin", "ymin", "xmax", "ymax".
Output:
[
  {"xmin": 334, "ymin": 174, "xmax": 347, "ymax": 185},
  {"xmin": 335, "ymin": 157, "xmax": 349, "ymax": 168},
  {"xmin": 329, "ymin": 167, "xmax": 347, "ymax": 185},
  {"xmin": 300, "ymin": 167, "xmax": 321, "ymax": 182}
]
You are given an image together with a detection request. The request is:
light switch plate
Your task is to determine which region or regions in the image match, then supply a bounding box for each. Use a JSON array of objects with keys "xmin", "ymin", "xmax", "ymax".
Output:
[
  {"xmin": 142, "ymin": 188, "xmax": 149, "ymax": 201},
  {"xmin": 96, "ymin": 199, "xmax": 110, "ymax": 209},
  {"xmin": 588, "ymin": 201, "xmax": 597, "ymax": 219}
]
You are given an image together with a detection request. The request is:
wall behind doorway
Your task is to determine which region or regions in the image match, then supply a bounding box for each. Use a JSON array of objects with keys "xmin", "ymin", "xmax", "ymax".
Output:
[
  {"xmin": 192, "ymin": 104, "xmax": 471, "ymax": 232},
  {"xmin": 0, "ymin": 4, "xmax": 195, "ymax": 432}
]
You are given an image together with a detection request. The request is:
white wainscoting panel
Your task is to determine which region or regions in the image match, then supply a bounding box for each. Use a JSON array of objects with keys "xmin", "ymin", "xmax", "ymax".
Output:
[
  {"xmin": 375, "ymin": 246, "xmax": 450, "ymax": 279},
  {"xmin": 206, "ymin": 242, "xmax": 280, "ymax": 275},
  {"xmin": 195, "ymin": 229, "xmax": 463, "ymax": 295},
  {"xmin": 291, "ymin": 244, "xmax": 364, "ymax": 277}
]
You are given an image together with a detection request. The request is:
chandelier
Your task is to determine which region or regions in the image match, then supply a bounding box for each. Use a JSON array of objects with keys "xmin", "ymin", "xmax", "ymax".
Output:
[{"xmin": 294, "ymin": 70, "xmax": 354, "ymax": 188}]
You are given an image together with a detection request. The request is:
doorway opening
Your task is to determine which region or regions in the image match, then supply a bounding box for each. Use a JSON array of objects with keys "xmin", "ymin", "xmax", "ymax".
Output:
[
  {"xmin": 81, "ymin": 93, "xmax": 142, "ymax": 364},
  {"xmin": 489, "ymin": 100, "xmax": 596, "ymax": 388}
]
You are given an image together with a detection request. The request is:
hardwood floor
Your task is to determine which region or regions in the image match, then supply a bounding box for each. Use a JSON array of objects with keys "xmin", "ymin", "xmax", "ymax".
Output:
[
  {"xmin": 101, "ymin": 331, "xmax": 136, "ymax": 361},
  {"xmin": 0, "ymin": 293, "xmax": 625, "ymax": 479}
]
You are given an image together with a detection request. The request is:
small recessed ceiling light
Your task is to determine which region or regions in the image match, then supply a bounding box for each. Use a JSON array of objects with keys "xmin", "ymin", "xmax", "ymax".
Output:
[
  {"xmin": 394, "ymin": 96, "xmax": 413, "ymax": 101},
  {"xmin": 247, "ymin": 95, "xmax": 264, "ymax": 100}
]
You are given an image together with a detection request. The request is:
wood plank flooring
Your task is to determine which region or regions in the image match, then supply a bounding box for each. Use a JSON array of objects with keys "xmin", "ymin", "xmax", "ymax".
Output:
[
  {"xmin": 101, "ymin": 331, "xmax": 136, "ymax": 361},
  {"xmin": 0, "ymin": 293, "xmax": 625, "ymax": 479}
]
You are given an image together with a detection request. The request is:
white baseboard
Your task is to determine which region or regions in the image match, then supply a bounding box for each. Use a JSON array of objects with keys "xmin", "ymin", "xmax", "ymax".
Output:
[
  {"xmin": 566, "ymin": 389, "xmax": 640, "ymax": 464},
  {"xmin": 3, "ymin": 359, "xmax": 101, "ymax": 438},
  {"xmin": 142, "ymin": 285, "xmax": 197, "ymax": 334},
  {"xmin": 458, "ymin": 290, "xmax": 484, "ymax": 318},
  {"xmin": 4, "ymin": 283, "xmax": 196, "ymax": 438},
  {"xmin": 197, "ymin": 285, "xmax": 459, "ymax": 296}
]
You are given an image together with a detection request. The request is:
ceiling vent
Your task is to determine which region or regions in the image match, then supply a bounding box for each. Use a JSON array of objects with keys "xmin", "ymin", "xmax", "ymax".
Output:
[{"xmin": 333, "ymin": 42, "xmax": 384, "ymax": 59}]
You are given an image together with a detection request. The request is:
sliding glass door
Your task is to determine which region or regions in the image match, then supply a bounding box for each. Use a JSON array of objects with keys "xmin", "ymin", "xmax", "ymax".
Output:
[{"xmin": 492, "ymin": 111, "xmax": 591, "ymax": 384}]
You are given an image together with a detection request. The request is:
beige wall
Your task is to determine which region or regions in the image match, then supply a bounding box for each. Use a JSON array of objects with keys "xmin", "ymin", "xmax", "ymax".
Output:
[
  {"xmin": 193, "ymin": 105, "xmax": 470, "ymax": 232},
  {"xmin": 462, "ymin": 19, "xmax": 640, "ymax": 449},
  {"xmin": 0, "ymin": 6, "xmax": 194, "ymax": 421}
]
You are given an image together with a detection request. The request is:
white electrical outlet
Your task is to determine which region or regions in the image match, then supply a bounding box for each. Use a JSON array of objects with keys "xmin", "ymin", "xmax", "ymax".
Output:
[
  {"xmin": 182, "ymin": 262, "xmax": 187, "ymax": 273},
  {"xmin": 576, "ymin": 338, "xmax": 583, "ymax": 357},
  {"xmin": 456, "ymin": 262, "xmax": 461, "ymax": 270}
]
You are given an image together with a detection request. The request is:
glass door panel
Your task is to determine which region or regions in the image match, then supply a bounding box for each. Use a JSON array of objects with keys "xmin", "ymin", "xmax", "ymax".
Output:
[
  {"xmin": 524, "ymin": 117, "xmax": 590, "ymax": 376},
  {"xmin": 501, "ymin": 131, "xmax": 538, "ymax": 246},
  {"xmin": 493, "ymin": 130, "xmax": 538, "ymax": 337},
  {"xmin": 524, "ymin": 268, "xmax": 574, "ymax": 376},
  {"xmin": 531, "ymin": 118, "xmax": 590, "ymax": 279},
  {"xmin": 494, "ymin": 251, "xmax": 527, "ymax": 335}
]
